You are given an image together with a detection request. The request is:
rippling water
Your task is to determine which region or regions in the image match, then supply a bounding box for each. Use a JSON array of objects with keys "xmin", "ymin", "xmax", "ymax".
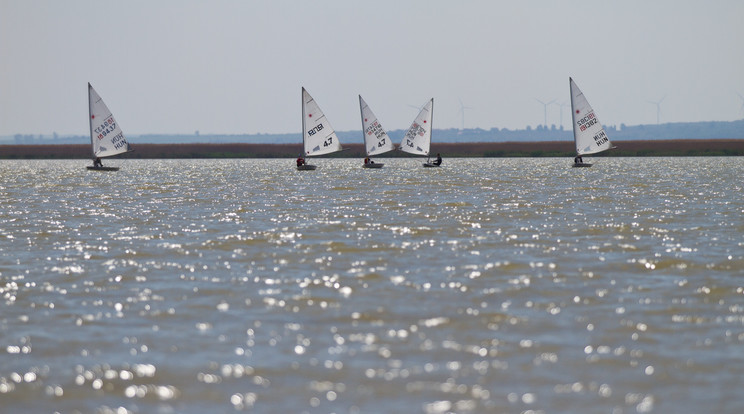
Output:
[{"xmin": 1, "ymin": 157, "xmax": 743, "ymax": 413}]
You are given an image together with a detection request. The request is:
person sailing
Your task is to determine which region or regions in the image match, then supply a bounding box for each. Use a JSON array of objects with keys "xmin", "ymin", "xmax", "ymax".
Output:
[
  {"xmin": 432, "ymin": 153, "xmax": 442, "ymax": 166},
  {"xmin": 296, "ymin": 154, "xmax": 305, "ymax": 167},
  {"xmin": 93, "ymin": 157, "xmax": 103, "ymax": 168}
]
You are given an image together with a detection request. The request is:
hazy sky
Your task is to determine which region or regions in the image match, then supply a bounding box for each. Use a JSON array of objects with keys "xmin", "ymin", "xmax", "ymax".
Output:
[{"xmin": 1, "ymin": 0, "xmax": 743, "ymax": 136}]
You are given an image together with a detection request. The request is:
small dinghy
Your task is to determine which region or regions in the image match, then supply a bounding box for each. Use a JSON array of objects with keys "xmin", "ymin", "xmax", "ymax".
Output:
[
  {"xmin": 359, "ymin": 95, "xmax": 394, "ymax": 169},
  {"xmin": 86, "ymin": 83, "xmax": 132, "ymax": 171},
  {"xmin": 569, "ymin": 77, "xmax": 614, "ymax": 168},
  {"xmin": 297, "ymin": 87, "xmax": 343, "ymax": 170}
]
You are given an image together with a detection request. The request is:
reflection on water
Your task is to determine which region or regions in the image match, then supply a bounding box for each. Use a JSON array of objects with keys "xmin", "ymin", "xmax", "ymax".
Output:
[{"xmin": 1, "ymin": 158, "xmax": 743, "ymax": 413}]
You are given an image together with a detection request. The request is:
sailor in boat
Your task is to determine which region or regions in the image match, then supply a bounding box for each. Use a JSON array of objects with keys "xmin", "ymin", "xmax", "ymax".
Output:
[
  {"xmin": 93, "ymin": 157, "xmax": 103, "ymax": 168},
  {"xmin": 574, "ymin": 155, "xmax": 583, "ymax": 164},
  {"xmin": 433, "ymin": 153, "xmax": 442, "ymax": 166},
  {"xmin": 296, "ymin": 154, "xmax": 305, "ymax": 168},
  {"xmin": 364, "ymin": 157, "xmax": 375, "ymax": 166}
]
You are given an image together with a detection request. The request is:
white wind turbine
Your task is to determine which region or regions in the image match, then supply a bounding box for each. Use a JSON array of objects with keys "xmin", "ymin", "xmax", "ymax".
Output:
[
  {"xmin": 647, "ymin": 95, "xmax": 666, "ymax": 125},
  {"xmin": 458, "ymin": 98, "xmax": 473, "ymax": 131},
  {"xmin": 554, "ymin": 101, "xmax": 569, "ymax": 130},
  {"xmin": 407, "ymin": 103, "xmax": 424, "ymax": 112},
  {"xmin": 535, "ymin": 98, "xmax": 555, "ymax": 127}
]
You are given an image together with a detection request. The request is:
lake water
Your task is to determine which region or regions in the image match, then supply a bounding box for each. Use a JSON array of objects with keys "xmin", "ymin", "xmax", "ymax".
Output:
[{"xmin": 1, "ymin": 157, "xmax": 743, "ymax": 413}]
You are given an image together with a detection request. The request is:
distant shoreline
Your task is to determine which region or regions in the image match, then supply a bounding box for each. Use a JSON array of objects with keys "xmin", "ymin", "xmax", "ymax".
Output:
[{"xmin": 1, "ymin": 139, "xmax": 744, "ymax": 159}]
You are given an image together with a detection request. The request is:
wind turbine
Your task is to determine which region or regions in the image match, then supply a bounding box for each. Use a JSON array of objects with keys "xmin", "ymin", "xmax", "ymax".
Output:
[
  {"xmin": 458, "ymin": 98, "xmax": 473, "ymax": 131},
  {"xmin": 554, "ymin": 101, "xmax": 569, "ymax": 130},
  {"xmin": 647, "ymin": 95, "xmax": 666, "ymax": 124},
  {"xmin": 535, "ymin": 98, "xmax": 556, "ymax": 127}
]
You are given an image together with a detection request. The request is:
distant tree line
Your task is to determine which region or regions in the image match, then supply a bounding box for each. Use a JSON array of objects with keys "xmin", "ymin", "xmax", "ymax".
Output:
[{"xmin": 3, "ymin": 119, "xmax": 743, "ymax": 146}]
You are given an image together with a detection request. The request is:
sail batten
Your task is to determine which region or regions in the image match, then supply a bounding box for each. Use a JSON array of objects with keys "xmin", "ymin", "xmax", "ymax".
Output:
[
  {"xmin": 359, "ymin": 95, "xmax": 394, "ymax": 156},
  {"xmin": 88, "ymin": 83, "xmax": 130, "ymax": 158},
  {"xmin": 400, "ymin": 98, "xmax": 433, "ymax": 156},
  {"xmin": 570, "ymin": 78, "xmax": 611, "ymax": 156},
  {"xmin": 302, "ymin": 88, "xmax": 342, "ymax": 157}
]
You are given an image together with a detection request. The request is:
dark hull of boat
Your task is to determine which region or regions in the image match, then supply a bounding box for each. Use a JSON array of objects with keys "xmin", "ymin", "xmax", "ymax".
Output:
[
  {"xmin": 423, "ymin": 163, "xmax": 441, "ymax": 168},
  {"xmin": 363, "ymin": 163, "xmax": 384, "ymax": 169},
  {"xmin": 297, "ymin": 164, "xmax": 317, "ymax": 171},
  {"xmin": 86, "ymin": 166, "xmax": 119, "ymax": 171},
  {"xmin": 572, "ymin": 163, "xmax": 593, "ymax": 168}
]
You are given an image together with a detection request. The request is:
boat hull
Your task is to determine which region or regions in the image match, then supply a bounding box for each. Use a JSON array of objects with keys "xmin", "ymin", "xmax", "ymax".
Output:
[
  {"xmin": 297, "ymin": 164, "xmax": 317, "ymax": 171},
  {"xmin": 363, "ymin": 163, "xmax": 384, "ymax": 169},
  {"xmin": 86, "ymin": 166, "xmax": 119, "ymax": 171},
  {"xmin": 572, "ymin": 163, "xmax": 593, "ymax": 168},
  {"xmin": 423, "ymin": 163, "xmax": 440, "ymax": 168}
]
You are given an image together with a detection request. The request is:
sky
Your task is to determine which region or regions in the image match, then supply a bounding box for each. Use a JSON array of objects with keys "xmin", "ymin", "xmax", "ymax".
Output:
[{"xmin": 1, "ymin": 0, "xmax": 743, "ymax": 137}]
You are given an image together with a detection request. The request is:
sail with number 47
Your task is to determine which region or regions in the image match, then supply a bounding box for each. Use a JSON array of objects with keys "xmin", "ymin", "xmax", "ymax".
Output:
[
  {"xmin": 359, "ymin": 95, "xmax": 394, "ymax": 157},
  {"xmin": 302, "ymin": 87, "xmax": 342, "ymax": 157}
]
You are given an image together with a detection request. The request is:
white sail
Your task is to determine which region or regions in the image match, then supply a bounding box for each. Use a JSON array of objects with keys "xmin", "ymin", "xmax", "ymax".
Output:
[
  {"xmin": 570, "ymin": 78, "xmax": 611, "ymax": 155},
  {"xmin": 88, "ymin": 83, "xmax": 130, "ymax": 158},
  {"xmin": 359, "ymin": 95, "xmax": 394, "ymax": 156},
  {"xmin": 302, "ymin": 87, "xmax": 342, "ymax": 157},
  {"xmin": 400, "ymin": 98, "xmax": 433, "ymax": 156}
]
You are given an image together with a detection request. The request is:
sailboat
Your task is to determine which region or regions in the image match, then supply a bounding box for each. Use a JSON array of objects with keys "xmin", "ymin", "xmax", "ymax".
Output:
[
  {"xmin": 570, "ymin": 77, "xmax": 613, "ymax": 167},
  {"xmin": 297, "ymin": 88, "xmax": 343, "ymax": 170},
  {"xmin": 86, "ymin": 83, "xmax": 131, "ymax": 171},
  {"xmin": 359, "ymin": 95, "xmax": 394, "ymax": 168},
  {"xmin": 400, "ymin": 98, "xmax": 438, "ymax": 167}
]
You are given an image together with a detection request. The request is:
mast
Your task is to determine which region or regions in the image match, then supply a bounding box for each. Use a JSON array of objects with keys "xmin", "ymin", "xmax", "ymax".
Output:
[
  {"xmin": 88, "ymin": 83, "xmax": 94, "ymax": 158},
  {"xmin": 358, "ymin": 95, "xmax": 366, "ymax": 156},
  {"xmin": 301, "ymin": 87, "xmax": 307, "ymax": 156},
  {"xmin": 429, "ymin": 98, "xmax": 434, "ymax": 159},
  {"xmin": 569, "ymin": 77, "xmax": 577, "ymax": 155}
]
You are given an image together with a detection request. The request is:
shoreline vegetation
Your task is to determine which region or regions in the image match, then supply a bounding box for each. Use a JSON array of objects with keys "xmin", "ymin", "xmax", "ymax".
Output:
[{"xmin": 1, "ymin": 139, "xmax": 744, "ymax": 159}]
